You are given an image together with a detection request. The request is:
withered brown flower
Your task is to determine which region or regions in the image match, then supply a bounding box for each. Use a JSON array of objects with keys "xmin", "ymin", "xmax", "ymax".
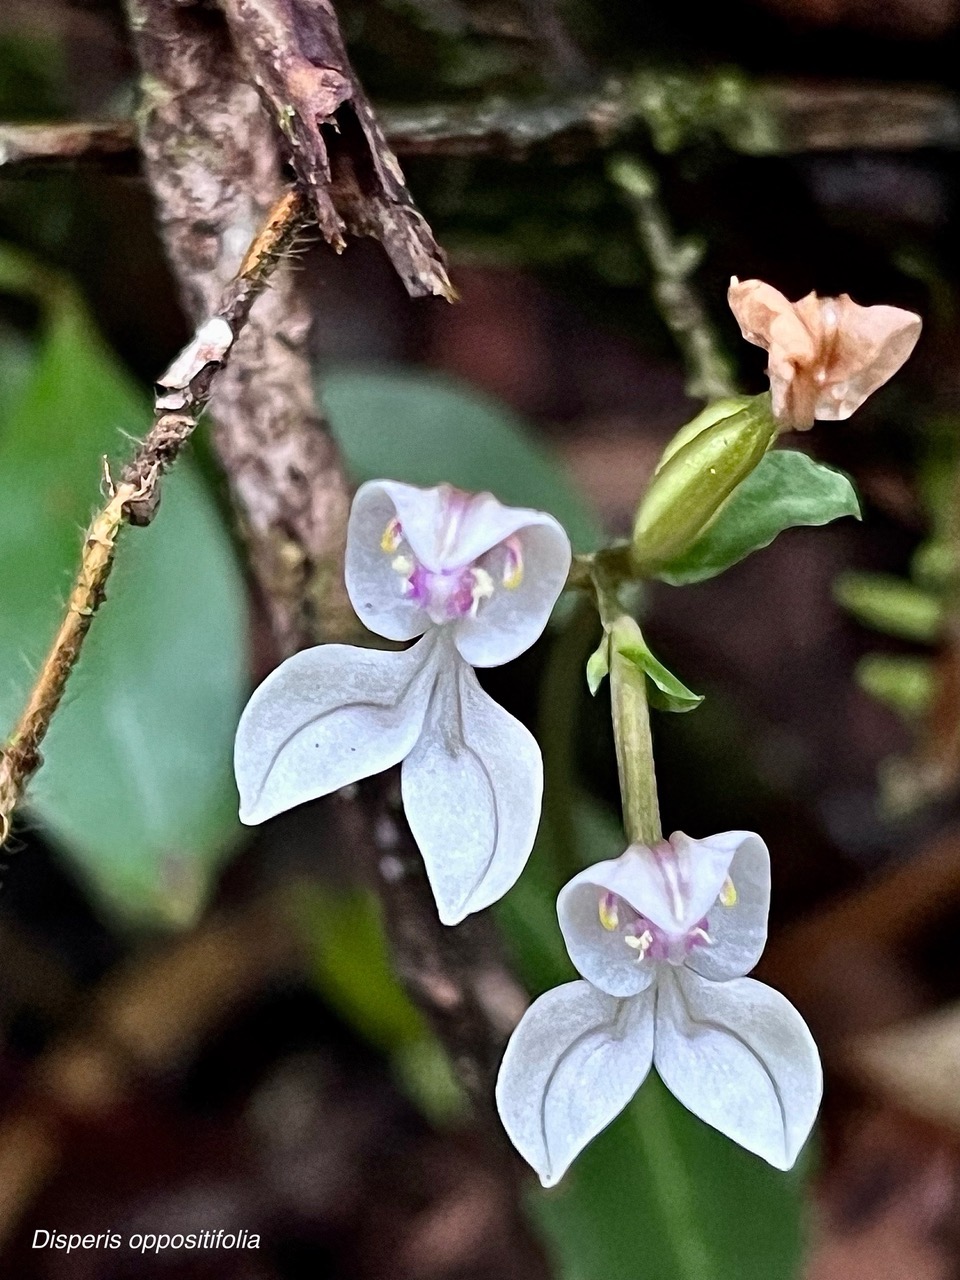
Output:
[{"xmin": 728, "ymin": 278, "xmax": 922, "ymax": 430}]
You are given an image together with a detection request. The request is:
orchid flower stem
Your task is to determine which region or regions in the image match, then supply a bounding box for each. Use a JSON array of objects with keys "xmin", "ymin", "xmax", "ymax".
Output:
[{"xmin": 609, "ymin": 614, "xmax": 662, "ymax": 846}]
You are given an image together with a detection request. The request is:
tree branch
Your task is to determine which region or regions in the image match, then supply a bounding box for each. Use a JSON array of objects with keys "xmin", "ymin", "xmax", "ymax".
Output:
[
  {"xmin": 126, "ymin": 0, "xmax": 356, "ymax": 652},
  {"xmin": 609, "ymin": 154, "xmax": 736, "ymax": 401},
  {"xmin": 217, "ymin": 0, "xmax": 454, "ymax": 300},
  {"xmin": 0, "ymin": 121, "xmax": 137, "ymax": 171},
  {"xmin": 2, "ymin": 79, "xmax": 959, "ymax": 173},
  {"xmin": 0, "ymin": 190, "xmax": 308, "ymax": 842}
]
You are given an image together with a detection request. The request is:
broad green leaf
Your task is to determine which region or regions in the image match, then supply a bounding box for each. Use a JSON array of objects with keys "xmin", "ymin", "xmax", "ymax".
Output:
[
  {"xmin": 321, "ymin": 366, "xmax": 601, "ymax": 552},
  {"xmin": 835, "ymin": 572, "xmax": 943, "ymax": 644},
  {"xmin": 657, "ymin": 450, "xmax": 861, "ymax": 586},
  {"xmin": 535, "ymin": 1073, "xmax": 808, "ymax": 1280},
  {"xmin": 0, "ymin": 248, "xmax": 246, "ymax": 926},
  {"xmin": 857, "ymin": 653, "xmax": 935, "ymax": 720},
  {"xmin": 501, "ymin": 795, "xmax": 807, "ymax": 1280}
]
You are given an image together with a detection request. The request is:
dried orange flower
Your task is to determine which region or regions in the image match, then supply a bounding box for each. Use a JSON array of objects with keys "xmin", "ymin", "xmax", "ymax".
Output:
[{"xmin": 728, "ymin": 278, "xmax": 922, "ymax": 431}]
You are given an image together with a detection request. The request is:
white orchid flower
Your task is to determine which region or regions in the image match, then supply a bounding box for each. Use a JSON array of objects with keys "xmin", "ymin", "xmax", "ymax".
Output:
[
  {"xmin": 496, "ymin": 830, "xmax": 822, "ymax": 1184},
  {"xmin": 234, "ymin": 480, "xmax": 571, "ymax": 925}
]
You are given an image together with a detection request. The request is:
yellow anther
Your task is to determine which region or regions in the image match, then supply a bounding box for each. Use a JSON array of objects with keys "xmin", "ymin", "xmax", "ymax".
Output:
[
  {"xmin": 719, "ymin": 876, "xmax": 737, "ymax": 908},
  {"xmin": 391, "ymin": 554, "xmax": 413, "ymax": 576},
  {"xmin": 502, "ymin": 536, "xmax": 524, "ymax": 590},
  {"xmin": 598, "ymin": 893, "xmax": 619, "ymax": 931},
  {"xmin": 503, "ymin": 561, "xmax": 523, "ymax": 589},
  {"xmin": 381, "ymin": 517, "xmax": 403, "ymax": 553}
]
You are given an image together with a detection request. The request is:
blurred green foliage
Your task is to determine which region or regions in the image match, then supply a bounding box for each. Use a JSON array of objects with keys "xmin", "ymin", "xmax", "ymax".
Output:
[
  {"xmin": 322, "ymin": 365, "xmax": 602, "ymax": 550},
  {"xmin": 0, "ymin": 247, "xmax": 247, "ymax": 927}
]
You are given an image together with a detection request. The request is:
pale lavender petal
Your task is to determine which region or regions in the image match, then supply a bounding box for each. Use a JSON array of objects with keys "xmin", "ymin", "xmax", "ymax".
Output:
[
  {"xmin": 345, "ymin": 481, "xmax": 432, "ymax": 642},
  {"xmin": 496, "ymin": 980, "xmax": 654, "ymax": 1187},
  {"xmin": 401, "ymin": 645, "xmax": 542, "ymax": 924},
  {"xmin": 654, "ymin": 968, "xmax": 822, "ymax": 1170},
  {"xmin": 685, "ymin": 833, "xmax": 770, "ymax": 981},
  {"xmin": 235, "ymin": 634, "xmax": 437, "ymax": 824},
  {"xmin": 454, "ymin": 518, "xmax": 571, "ymax": 667}
]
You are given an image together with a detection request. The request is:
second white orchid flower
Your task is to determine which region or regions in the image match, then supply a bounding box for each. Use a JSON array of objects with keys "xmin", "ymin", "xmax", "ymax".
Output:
[
  {"xmin": 496, "ymin": 830, "xmax": 822, "ymax": 1184},
  {"xmin": 234, "ymin": 480, "xmax": 571, "ymax": 925}
]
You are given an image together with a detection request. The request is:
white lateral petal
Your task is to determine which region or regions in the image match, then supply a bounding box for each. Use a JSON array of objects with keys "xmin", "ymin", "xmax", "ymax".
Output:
[
  {"xmin": 557, "ymin": 873, "xmax": 657, "ymax": 999},
  {"xmin": 401, "ymin": 647, "xmax": 542, "ymax": 924},
  {"xmin": 235, "ymin": 635, "xmax": 437, "ymax": 824},
  {"xmin": 654, "ymin": 968, "xmax": 822, "ymax": 1170},
  {"xmin": 454, "ymin": 518, "xmax": 571, "ymax": 668},
  {"xmin": 685, "ymin": 832, "xmax": 770, "ymax": 981},
  {"xmin": 496, "ymin": 980, "xmax": 654, "ymax": 1187},
  {"xmin": 345, "ymin": 482, "xmax": 432, "ymax": 641}
]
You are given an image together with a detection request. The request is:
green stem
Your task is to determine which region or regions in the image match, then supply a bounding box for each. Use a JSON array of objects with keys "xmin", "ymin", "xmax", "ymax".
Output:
[{"xmin": 609, "ymin": 615, "xmax": 662, "ymax": 845}]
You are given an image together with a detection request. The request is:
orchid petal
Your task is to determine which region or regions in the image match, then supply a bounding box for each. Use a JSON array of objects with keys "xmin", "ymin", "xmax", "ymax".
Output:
[
  {"xmin": 345, "ymin": 482, "xmax": 432, "ymax": 642},
  {"xmin": 654, "ymin": 968, "xmax": 822, "ymax": 1170},
  {"xmin": 371, "ymin": 479, "xmax": 560, "ymax": 571},
  {"xmin": 557, "ymin": 869, "xmax": 658, "ymax": 999},
  {"xmin": 454, "ymin": 518, "xmax": 571, "ymax": 667},
  {"xmin": 559, "ymin": 831, "xmax": 744, "ymax": 965},
  {"xmin": 685, "ymin": 832, "xmax": 770, "ymax": 981},
  {"xmin": 235, "ymin": 635, "xmax": 437, "ymax": 824},
  {"xmin": 496, "ymin": 980, "xmax": 654, "ymax": 1187},
  {"xmin": 401, "ymin": 647, "xmax": 542, "ymax": 924}
]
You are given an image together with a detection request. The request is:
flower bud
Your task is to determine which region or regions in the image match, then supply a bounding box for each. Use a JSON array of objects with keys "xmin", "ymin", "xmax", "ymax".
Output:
[{"xmin": 631, "ymin": 395, "xmax": 777, "ymax": 572}]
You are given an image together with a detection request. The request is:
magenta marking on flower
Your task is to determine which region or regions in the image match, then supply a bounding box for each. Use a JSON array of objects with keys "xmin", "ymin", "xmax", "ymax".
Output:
[
  {"xmin": 599, "ymin": 891, "xmax": 713, "ymax": 965},
  {"xmin": 382, "ymin": 509, "xmax": 509, "ymax": 625}
]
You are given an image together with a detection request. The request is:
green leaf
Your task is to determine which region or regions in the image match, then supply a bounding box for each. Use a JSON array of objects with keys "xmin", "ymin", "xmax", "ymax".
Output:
[
  {"xmin": 321, "ymin": 366, "xmax": 601, "ymax": 552},
  {"xmin": 498, "ymin": 794, "xmax": 808, "ymax": 1280},
  {"xmin": 0, "ymin": 248, "xmax": 246, "ymax": 926},
  {"xmin": 657, "ymin": 450, "xmax": 861, "ymax": 587},
  {"xmin": 534, "ymin": 1074, "xmax": 808, "ymax": 1280},
  {"xmin": 857, "ymin": 653, "xmax": 935, "ymax": 720},
  {"xmin": 835, "ymin": 572, "xmax": 943, "ymax": 644}
]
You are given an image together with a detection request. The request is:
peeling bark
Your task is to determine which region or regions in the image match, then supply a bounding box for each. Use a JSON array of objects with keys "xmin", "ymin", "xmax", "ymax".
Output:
[
  {"xmin": 125, "ymin": 0, "xmax": 354, "ymax": 652},
  {"xmin": 219, "ymin": 0, "xmax": 455, "ymax": 299}
]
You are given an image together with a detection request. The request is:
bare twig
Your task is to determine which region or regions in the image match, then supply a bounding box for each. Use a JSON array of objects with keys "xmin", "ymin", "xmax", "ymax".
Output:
[
  {"xmin": 0, "ymin": 121, "xmax": 137, "ymax": 171},
  {"xmin": 3, "ymin": 79, "xmax": 960, "ymax": 173},
  {"xmin": 609, "ymin": 154, "xmax": 736, "ymax": 401},
  {"xmin": 0, "ymin": 190, "xmax": 307, "ymax": 843}
]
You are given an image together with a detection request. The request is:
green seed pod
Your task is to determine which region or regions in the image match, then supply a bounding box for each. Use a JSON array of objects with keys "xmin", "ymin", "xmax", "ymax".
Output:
[{"xmin": 631, "ymin": 394, "xmax": 777, "ymax": 573}]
